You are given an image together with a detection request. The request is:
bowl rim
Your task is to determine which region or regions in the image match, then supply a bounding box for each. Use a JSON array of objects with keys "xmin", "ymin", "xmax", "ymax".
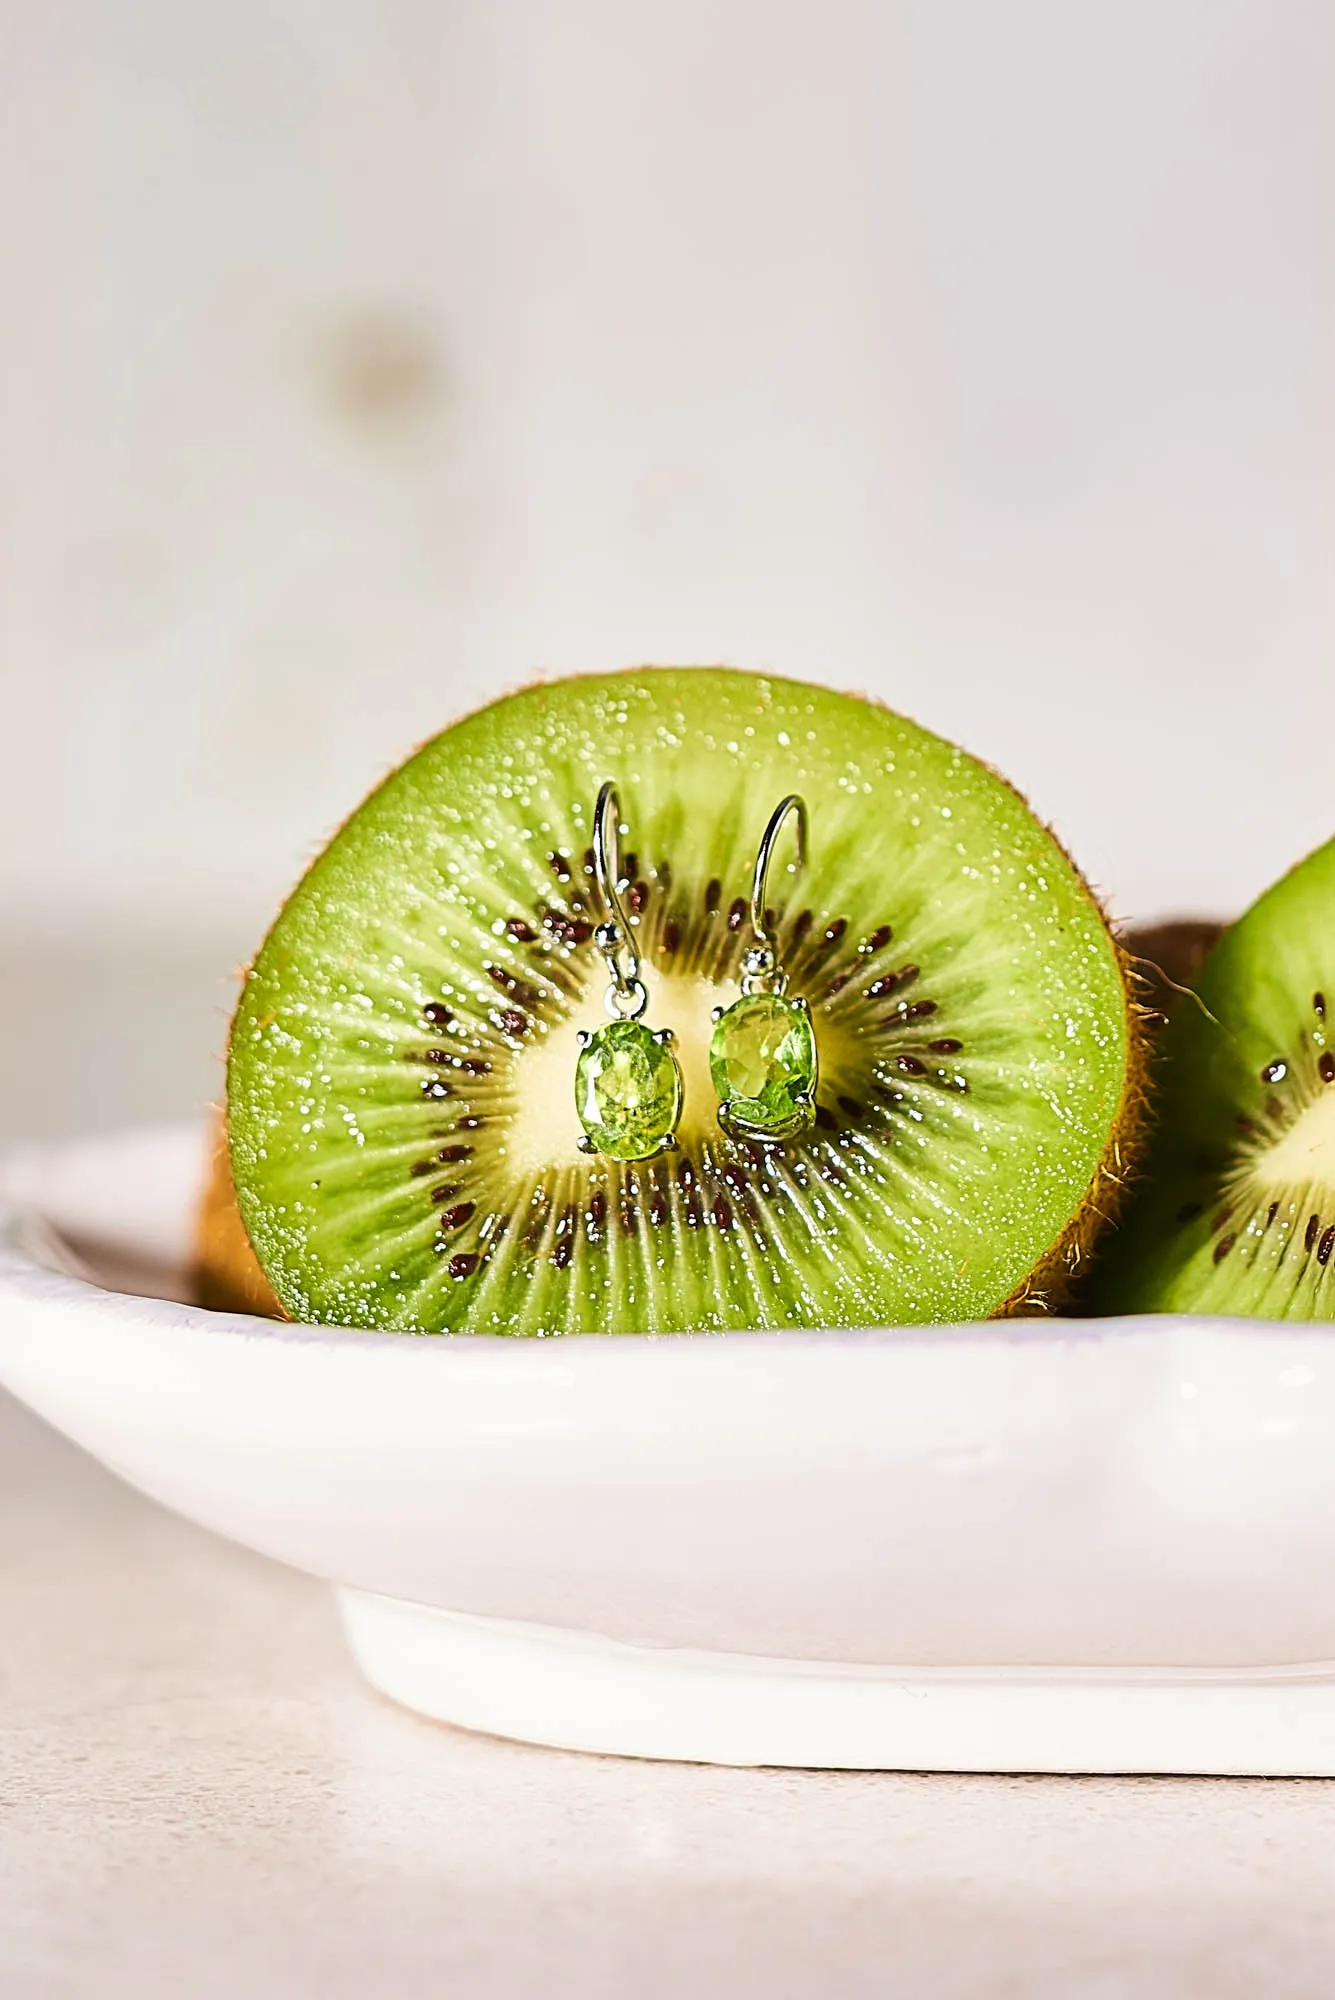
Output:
[{"xmin": 0, "ymin": 1139, "xmax": 1309, "ymax": 1365}]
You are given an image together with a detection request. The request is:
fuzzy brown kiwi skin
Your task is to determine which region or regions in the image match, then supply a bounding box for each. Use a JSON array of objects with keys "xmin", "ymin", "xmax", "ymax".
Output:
[
  {"xmin": 999, "ymin": 932, "xmax": 1153, "ymax": 1317},
  {"xmin": 1119, "ymin": 918, "xmax": 1227, "ymax": 1026},
  {"xmin": 201, "ymin": 668, "xmax": 1150, "ymax": 1325},
  {"xmin": 971, "ymin": 782, "xmax": 1153, "ymax": 1317},
  {"xmin": 1025, "ymin": 919, "xmax": 1223, "ymax": 1318},
  {"xmin": 195, "ymin": 1108, "xmax": 285, "ymax": 1318}
]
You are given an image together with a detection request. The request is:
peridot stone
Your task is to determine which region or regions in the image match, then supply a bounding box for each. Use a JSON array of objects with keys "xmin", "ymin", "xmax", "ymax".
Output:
[
  {"xmin": 575, "ymin": 1019, "xmax": 682, "ymax": 1161},
  {"xmin": 710, "ymin": 993, "xmax": 817, "ymax": 1137}
]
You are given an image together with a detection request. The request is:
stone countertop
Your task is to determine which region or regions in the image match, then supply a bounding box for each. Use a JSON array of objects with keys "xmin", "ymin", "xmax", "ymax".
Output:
[{"xmin": 4, "ymin": 1391, "xmax": 1335, "ymax": 1998}]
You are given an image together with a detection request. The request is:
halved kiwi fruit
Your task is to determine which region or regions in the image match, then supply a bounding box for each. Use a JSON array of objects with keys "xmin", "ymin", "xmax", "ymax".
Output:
[
  {"xmin": 222, "ymin": 669, "xmax": 1141, "ymax": 1334},
  {"xmin": 1103, "ymin": 837, "xmax": 1335, "ymax": 1318}
]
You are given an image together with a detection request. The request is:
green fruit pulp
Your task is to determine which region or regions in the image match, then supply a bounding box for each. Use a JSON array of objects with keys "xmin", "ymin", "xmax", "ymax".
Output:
[
  {"xmin": 1104, "ymin": 837, "xmax": 1335, "ymax": 1320},
  {"xmin": 227, "ymin": 669, "xmax": 1131, "ymax": 1334}
]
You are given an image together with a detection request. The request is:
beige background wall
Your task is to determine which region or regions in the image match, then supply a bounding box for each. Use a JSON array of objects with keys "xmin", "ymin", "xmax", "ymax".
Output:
[{"xmin": 2, "ymin": 0, "xmax": 1333, "ymax": 1137}]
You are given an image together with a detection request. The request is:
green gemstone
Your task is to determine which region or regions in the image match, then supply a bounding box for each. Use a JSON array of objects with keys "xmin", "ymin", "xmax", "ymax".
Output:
[
  {"xmin": 575, "ymin": 1019, "xmax": 683, "ymax": 1161},
  {"xmin": 710, "ymin": 993, "xmax": 817, "ymax": 1136}
]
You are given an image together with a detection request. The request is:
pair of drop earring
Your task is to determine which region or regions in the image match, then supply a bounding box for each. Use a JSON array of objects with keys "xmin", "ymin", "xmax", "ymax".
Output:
[{"xmin": 574, "ymin": 781, "xmax": 819, "ymax": 1162}]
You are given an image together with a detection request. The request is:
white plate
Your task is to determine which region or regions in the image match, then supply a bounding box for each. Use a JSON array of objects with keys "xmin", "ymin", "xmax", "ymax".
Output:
[{"xmin": 3, "ymin": 1125, "xmax": 1335, "ymax": 1773}]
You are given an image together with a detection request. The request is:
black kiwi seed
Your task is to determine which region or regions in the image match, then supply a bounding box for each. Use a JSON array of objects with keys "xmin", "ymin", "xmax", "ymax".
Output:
[
  {"xmin": 1320, "ymin": 1228, "xmax": 1335, "ymax": 1268},
  {"xmin": 448, "ymin": 1253, "xmax": 479, "ymax": 1279},
  {"xmin": 1306, "ymin": 1215, "xmax": 1322, "ymax": 1253},
  {"xmin": 1321, "ymin": 1053, "xmax": 1335, "ymax": 1085},
  {"xmin": 486, "ymin": 964, "xmax": 533, "ymax": 1001},
  {"xmin": 552, "ymin": 1211, "xmax": 576, "ymax": 1269},
  {"xmin": 1316, "ymin": 993, "xmax": 1328, "ymax": 1019},
  {"xmin": 422, "ymin": 1001, "xmax": 453, "ymax": 1028},
  {"xmin": 1261, "ymin": 1060, "xmax": 1287, "ymax": 1084},
  {"xmin": 860, "ymin": 925, "xmax": 893, "ymax": 955},
  {"xmin": 420, "ymin": 1078, "xmax": 451, "ymax": 1099},
  {"xmin": 1213, "ymin": 1234, "xmax": 1235, "ymax": 1264}
]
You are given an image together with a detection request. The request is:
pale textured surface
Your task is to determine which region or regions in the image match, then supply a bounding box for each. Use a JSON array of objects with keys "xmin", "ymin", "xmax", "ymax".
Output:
[
  {"xmin": 4, "ymin": 1389, "xmax": 1335, "ymax": 1998},
  {"xmin": 2, "ymin": 1, "xmax": 1334, "ymax": 942}
]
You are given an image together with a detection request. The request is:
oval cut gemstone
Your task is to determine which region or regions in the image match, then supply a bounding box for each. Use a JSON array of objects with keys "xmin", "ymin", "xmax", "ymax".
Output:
[
  {"xmin": 575, "ymin": 1019, "xmax": 683, "ymax": 1161},
  {"xmin": 710, "ymin": 993, "xmax": 817, "ymax": 1135}
]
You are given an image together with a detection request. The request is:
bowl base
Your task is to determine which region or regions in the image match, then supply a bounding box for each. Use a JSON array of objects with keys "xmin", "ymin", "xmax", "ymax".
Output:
[{"xmin": 338, "ymin": 1590, "xmax": 1335, "ymax": 1774}]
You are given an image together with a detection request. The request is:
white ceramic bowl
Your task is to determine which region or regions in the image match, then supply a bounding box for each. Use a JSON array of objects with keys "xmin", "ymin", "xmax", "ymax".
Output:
[{"xmin": 3, "ymin": 1124, "xmax": 1335, "ymax": 1773}]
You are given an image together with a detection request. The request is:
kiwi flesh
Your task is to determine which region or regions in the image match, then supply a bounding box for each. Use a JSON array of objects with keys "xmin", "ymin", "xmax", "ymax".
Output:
[
  {"xmin": 225, "ymin": 668, "xmax": 1140, "ymax": 1335},
  {"xmin": 1103, "ymin": 837, "xmax": 1335, "ymax": 1319}
]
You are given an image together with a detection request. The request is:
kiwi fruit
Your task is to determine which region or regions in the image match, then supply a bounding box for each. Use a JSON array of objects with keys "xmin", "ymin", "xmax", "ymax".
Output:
[
  {"xmin": 1102, "ymin": 837, "xmax": 1335, "ymax": 1319},
  {"xmin": 223, "ymin": 668, "xmax": 1142, "ymax": 1335}
]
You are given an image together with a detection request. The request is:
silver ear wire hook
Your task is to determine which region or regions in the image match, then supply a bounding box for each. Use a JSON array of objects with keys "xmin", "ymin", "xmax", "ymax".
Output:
[
  {"xmin": 740, "ymin": 793, "xmax": 808, "ymax": 998},
  {"xmin": 591, "ymin": 780, "xmax": 649, "ymax": 1020}
]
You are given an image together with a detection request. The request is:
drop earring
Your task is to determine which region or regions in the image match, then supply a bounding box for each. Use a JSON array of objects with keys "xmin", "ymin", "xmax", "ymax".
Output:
[
  {"xmin": 710, "ymin": 794, "xmax": 818, "ymax": 1142},
  {"xmin": 574, "ymin": 782, "xmax": 683, "ymax": 1162}
]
